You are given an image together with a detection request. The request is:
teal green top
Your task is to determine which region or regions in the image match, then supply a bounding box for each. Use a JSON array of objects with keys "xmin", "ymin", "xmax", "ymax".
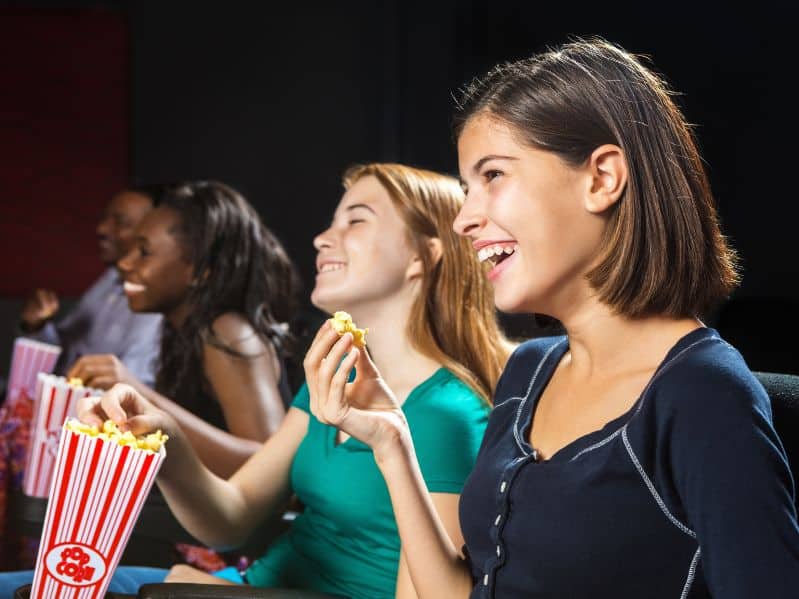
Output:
[{"xmin": 246, "ymin": 368, "xmax": 490, "ymax": 599}]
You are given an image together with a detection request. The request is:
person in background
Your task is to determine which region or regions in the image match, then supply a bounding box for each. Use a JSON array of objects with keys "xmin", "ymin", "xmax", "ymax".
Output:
[
  {"xmin": 70, "ymin": 180, "xmax": 299, "ymax": 478},
  {"xmin": 20, "ymin": 185, "xmax": 163, "ymax": 386},
  {"xmin": 2, "ymin": 180, "xmax": 301, "ymax": 580},
  {"xmin": 0, "ymin": 185, "xmax": 164, "ymax": 570}
]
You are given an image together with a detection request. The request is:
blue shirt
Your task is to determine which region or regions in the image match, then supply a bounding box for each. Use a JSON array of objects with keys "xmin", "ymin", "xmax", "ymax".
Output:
[
  {"xmin": 26, "ymin": 268, "xmax": 162, "ymax": 386},
  {"xmin": 460, "ymin": 327, "xmax": 799, "ymax": 598}
]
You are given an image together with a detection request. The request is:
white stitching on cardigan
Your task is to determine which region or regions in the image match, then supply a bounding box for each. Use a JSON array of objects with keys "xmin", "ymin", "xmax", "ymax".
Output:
[
  {"xmin": 680, "ymin": 547, "xmax": 701, "ymax": 599},
  {"xmin": 568, "ymin": 336, "xmax": 718, "ymax": 463},
  {"xmin": 511, "ymin": 340, "xmax": 567, "ymax": 455},
  {"xmin": 570, "ymin": 427, "xmax": 624, "ymax": 461},
  {"xmin": 622, "ymin": 426, "xmax": 696, "ymax": 538}
]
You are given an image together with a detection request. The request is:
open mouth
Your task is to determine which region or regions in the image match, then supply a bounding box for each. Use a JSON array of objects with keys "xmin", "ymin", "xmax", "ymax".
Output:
[
  {"xmin": 123, "ymin": 281, "xmax": 146, "ymax": 294},
  {"xmin": 477, "ymin": 244, "xmax": 517, "ymax": 268},
  {"xmin": 318, "ymin": 262, "xmax": 345, "ymax": 274}
]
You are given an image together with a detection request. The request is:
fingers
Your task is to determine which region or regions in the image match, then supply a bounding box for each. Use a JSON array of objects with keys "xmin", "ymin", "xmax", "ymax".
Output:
[
  {"xmin": 304, "ymin": 321, "xmax": 343, "ymax": 415},
  {"xmin": 303, "ymin": 321, "xmax": 339, "ymax": 377},
  {"xmin": 34, "ymin": 289, "xmax": 58, "ymax": 315},
  {"xmin": 355, "ymin": 345, "xmax": 380, "ymax": 379},
  {"xmin": 125, "ymin": 413, "xmax": 167, "ymax": 437},
  {"xmin": 314, "ymin": 332, "xmax": 354, "ymax": 410},
  {"xmin": 76, "ymin": 395, "xmax": 104, "ymax": 428},
  {"xmin": 66, "ymin": 357, "xmax": 86, "ymax": 381},
  {"xmin": 323, "ymin": 348, "xmax": 358, "ymax": 423},
  {"xmin": 99, "ymin": 383, "xmax": 140, "ymax": 426},
  {"xmin": 67, "ymin": 355, "xmax": 117, "ymax": 388}
]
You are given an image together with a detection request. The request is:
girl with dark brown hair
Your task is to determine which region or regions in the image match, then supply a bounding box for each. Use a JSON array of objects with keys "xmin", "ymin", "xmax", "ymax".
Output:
[{"xmin": 304, "ymin": 39, "xmax": 799, "ymax": 598}]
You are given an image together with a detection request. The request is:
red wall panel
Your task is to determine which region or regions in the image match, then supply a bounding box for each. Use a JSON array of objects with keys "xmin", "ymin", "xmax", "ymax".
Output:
[{"xmin": 0, "ymin": 10, "xmax": 128, "ymax": 296}]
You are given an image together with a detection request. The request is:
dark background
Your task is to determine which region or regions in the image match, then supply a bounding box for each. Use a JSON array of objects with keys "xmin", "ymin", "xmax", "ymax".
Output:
[{"xmin": 0, "ymin": 1, "xmax": 795, "ymax": 373}]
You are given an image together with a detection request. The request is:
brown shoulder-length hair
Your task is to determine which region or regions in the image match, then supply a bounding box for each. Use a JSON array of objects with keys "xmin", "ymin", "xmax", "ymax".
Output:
[
  {"xmin": 453, "ymin": 38, "xmax": 739, "ymax": 319},
  {"xmin": 343, "ymin": 163, "xmax": 511, "ymax": 404}
]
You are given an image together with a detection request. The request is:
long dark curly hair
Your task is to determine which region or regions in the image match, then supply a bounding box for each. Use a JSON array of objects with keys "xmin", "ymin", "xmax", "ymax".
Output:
[{"xmin": 154, "ymin": 181, "xmax": 300, "ymax": 416}]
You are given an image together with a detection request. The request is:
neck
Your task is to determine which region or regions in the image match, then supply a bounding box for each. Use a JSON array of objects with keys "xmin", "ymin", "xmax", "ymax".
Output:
[
  {"xmin": 345, "ymin": 293, "xmax": 441, "ymax": 401},
  {"xmin": 555, "ymin": 298, "xmax": 702, "ymax": 380},
  {"xmin": 166, "ymin": 301, "xmax": 193, "ymax": 329}
]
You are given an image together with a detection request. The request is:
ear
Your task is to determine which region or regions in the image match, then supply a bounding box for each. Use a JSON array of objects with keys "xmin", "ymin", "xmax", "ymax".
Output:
[
  {"xmin": 584, "ymin": 144, "xmax": 627, "ymax": 214},
  {"xmin": 406, "ymin": 237, "xmax": 443, "ymax": 280}
]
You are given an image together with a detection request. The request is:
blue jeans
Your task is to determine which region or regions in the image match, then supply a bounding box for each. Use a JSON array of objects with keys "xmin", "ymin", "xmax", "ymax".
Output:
[{"xmin": 0, "ymin": 566, "xmax": 168, "ymax": 596}]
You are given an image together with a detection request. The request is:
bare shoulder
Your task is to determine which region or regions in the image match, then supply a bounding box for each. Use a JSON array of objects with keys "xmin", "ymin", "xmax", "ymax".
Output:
[{"xmin": 207, "ymin": 312, "xmax": 275, "ymax": 358}]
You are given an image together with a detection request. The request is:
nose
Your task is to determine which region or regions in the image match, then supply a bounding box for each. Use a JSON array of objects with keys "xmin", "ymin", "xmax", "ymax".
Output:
[
  {"xmin": 97, "ymin": 216, "xmax": 111, "ymax": 237},
  {"xmin": 313, "ymin": 226, "xmax": 334, "ymax": 251},
  {"xmin": 453, "ymin": 192, "xmax": 487, "ymax": 238},
  {"xmin": 117, "ymin": 247, "xmax": 135, "ymax": 274}
]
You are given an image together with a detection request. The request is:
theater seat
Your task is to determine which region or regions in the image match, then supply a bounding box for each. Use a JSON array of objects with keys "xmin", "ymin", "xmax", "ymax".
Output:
[{"xmin": 755, "ymin": 371, "xmax": 799, "ymax": 508}]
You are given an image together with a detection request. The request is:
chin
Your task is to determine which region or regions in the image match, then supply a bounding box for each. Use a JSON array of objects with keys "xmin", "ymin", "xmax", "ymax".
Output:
[
  {"xmin": 125, "ymin": 297, "xmax": 150, "ymax": 313},
  {"xmin": 310, "ymin": 290, "xmax": 337, "ymax": 315}
]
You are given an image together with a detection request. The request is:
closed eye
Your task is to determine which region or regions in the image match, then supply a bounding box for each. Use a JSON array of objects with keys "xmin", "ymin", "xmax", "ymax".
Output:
[{"xmin": 348, "ymin": 219, "xmax": 365, "ymax": 226}]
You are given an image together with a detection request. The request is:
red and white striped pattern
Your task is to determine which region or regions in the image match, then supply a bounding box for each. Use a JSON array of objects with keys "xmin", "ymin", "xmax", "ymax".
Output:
[
  {"xmin": 6, "ymin": 337, "xmax": 61, "ymax": 403},
  {"xmin": 23, "ymin": 374, "xmax": 101, "ymax": 497},
  {"xmin": 30, "ymin": 425, "xmax": 165, "ymax": 599}
]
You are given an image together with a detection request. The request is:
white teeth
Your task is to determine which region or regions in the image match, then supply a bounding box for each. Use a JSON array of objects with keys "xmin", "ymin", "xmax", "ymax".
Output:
[
  {"xmin": 477, "ymin": 244, "xmax": 517, "ymax": 263},
  {"xmin": 123, "ymin": 282, "xmax": 145, "ymax": 293},
  {"xmin": 319, "ymin": 263, "xmax": 345, "ymax": 273}
]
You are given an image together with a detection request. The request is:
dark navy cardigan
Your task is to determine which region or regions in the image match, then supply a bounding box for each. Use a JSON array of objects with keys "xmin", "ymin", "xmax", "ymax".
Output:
[{"xmin": 460, "ymin": 328, "xmax": 799, "ymax": 598}]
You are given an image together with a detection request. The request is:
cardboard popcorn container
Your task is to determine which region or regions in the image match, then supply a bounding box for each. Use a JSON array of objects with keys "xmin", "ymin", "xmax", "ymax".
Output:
[
  {"xmin": 30, "ymin": 420, "xmax": 167, "ymax": 599},
  {"xmin": 6, "ymin": 338, "xmax": 61, "ymax": 404},
  {"xmin": 23, "ymin": 375, "xmax": 102, "ymax": 498}
]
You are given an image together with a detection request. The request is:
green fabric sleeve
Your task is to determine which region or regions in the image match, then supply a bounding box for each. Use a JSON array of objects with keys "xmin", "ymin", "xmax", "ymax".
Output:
[
  {"xmin": 406, "ymin": 376, "xmax": 489, "ymax": 494},
  {"xmin": 291, "ymin": 382, "xmax": 311, "ymax": 413}
]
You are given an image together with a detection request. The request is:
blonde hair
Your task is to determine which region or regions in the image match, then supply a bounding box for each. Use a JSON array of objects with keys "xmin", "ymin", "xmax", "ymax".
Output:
[{"xmin": 343, "ymin": 163, "xmax": 511, "ymax": 403}]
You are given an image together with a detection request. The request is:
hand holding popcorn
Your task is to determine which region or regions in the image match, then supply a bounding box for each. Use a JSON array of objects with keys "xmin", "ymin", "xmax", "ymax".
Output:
[
  {"xmin": 77, "ymin": 383, "xmax": 177, "ymax": 440},
  {"xmin": 67, "ymin": 354, "xmax": 139, "ymax": 390},
  {"xmin": 304, "ymin": 320, "xmax": 407, "ymax": 461}
]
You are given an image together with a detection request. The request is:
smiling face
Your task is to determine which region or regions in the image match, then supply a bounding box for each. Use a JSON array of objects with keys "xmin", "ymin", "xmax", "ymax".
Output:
[
  {"xmin": 454, "ymin": 116, "xmax": 609, "ymax": 317},
  {"xmin": 117, "ymin": 206, "xmax": 195, "ymax": 318},
  {"xmin": 310, "ymin": 175, "xmax": 419, "ymax": 315},
  {"xmin": 96, "ymin": 191, "xmax": 154, "ymax": 264}
]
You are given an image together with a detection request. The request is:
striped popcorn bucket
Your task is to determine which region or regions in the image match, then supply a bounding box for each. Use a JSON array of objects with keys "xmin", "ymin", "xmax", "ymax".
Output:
[
  {"xmin": 30, "ymin": 424, "xmax": 165, "ymax": 598},
  {"xmin": 23, "ymin": 374, "xmax": 102, "ymax": 498},
  {"xmin": 6, "ymin": 338, "xmax": 61, "ymax": 404}
]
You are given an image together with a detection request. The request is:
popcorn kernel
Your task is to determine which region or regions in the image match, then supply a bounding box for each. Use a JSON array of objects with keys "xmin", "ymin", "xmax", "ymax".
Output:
[
  {"xmin": 330, "ymin": 311, "xmax": 368, "ymax": 348},
  {"xmin": 65, "ymin": 418, "xmax": 168, "ymax": 453}
]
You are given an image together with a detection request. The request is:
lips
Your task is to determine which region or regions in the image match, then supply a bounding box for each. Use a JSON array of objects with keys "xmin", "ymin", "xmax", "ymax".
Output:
[{"xmin": 486, "ymin": 249, "xmax": 517, "ymax": 282}]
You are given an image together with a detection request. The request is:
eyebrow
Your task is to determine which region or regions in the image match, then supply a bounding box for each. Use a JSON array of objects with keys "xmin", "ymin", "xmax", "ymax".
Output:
[
  {"xmin": 345, "ymin": 203, "xmax": 377, "ymax": 214},
  {"xmin": 471, "ymin": 154, "xmax": 518, "ymax": 174}
]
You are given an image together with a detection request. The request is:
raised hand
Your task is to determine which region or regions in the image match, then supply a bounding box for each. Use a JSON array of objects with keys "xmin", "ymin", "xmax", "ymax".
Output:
[
  {"xmin": 21, "ymin": 288, "xmax": 59, "ymax": 331},
  {"xmin": 68, "ymin": 354, "xmax": 138, "ymax": 390},
  {"xmin": 304, "ymin": 321, "xmax": 410, "ymax": 459}
]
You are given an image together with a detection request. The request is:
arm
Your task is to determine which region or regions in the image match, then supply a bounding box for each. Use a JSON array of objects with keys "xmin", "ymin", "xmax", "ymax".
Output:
[
  {"xmin": 77, "ymin": 386, "xmax": 308, "ymax": 549},
  {"xmin": 67, "ymin": 355, "xmax": 264, "ymax": 479},
  {"xmin": 666, "ymin": 362, "xmax": 799, "ymax": 596},
  {"xmin": 70, "ymin": 313, "xmax": 287, "ymax": 478},
  {"xmin": 306, "ymin": 323, "xmax": 472, "ymax": 599},
  {"xmin": 395, "ymin": 492, "xmax": 467, "ymax": 599}
]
